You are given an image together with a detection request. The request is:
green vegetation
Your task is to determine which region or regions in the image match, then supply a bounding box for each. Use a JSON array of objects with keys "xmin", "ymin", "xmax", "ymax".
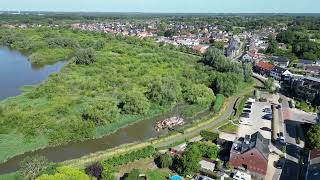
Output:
[
  {"xmin": 172, "ymin": 142, "xmax": 219, "ymax": 176},
  {"xmin": 36, "ymin": 166, "xmax": 89, "ymax": 180},
  {"xmin": 306, "ymin": 125, "xmax": 320, "ymax": 149},
  {"xmin": 264, "ymin": 78, "xmax": 274, "ymax": 91},
  {"xmin": 219, "ymin": 122, "xmax": 238, "ymax": 134},
  {"xmin": 212, "ymin": 94, "xmax": 225, "ymax": 113},
  {"xmin": 102, "ymin": 146, "xmax": 155, "ymax": 167},
  {"xmin": 155, "ymin": 154, "xmax": 173, "ymax": 168},
  {"xmin": 0, "ymin": 28, "xmax": 250, "ymax": 163},
  {"xmin": 295, "ymin": 101, "xmax": 317, "ymax": 113},
  {"xmin": 18, "ymin": 156, "xmax": 49, "ymax": 180},
  {"xmin": 200, "ymin": 130, "xmax": 219, "ymax": 142},
  {"xmin": 146, "ymin": 170, "xmax": 169, "ymax": 180}
]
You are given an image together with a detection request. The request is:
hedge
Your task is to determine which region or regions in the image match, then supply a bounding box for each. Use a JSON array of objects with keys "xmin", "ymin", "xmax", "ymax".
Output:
[
  {"xmin": 101, "ymin": 146, "xmax": 155, "ymax": 167},
  {"xmin": 212, "ymin": 94, "xmax": 225, "ymax": 113}
]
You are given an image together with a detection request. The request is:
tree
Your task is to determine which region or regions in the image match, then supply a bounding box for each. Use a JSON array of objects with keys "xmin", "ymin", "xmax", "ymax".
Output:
[
  {"xmin": 125, "ymin": 169, "xmax": 142, "ymax": 180},
  {"xmin": 156, "ymin": 154, "xmax": 173, "ymax": 168},
  {"xmin": 200, "ymin": 130, "xmax": 219, "ymax": 142},
  {"xmin": 75, "ymin": 48, "xmax": 96, "ymax": 65},
  {"xmin": 276, "ymin": 31, "xmax": 294, "ymax": 44},
  {"xmin": 306, "ymin": 125, "xmax": 320, "ymax": 149},
  {"xmin": 36, "ymin": 166, "xmax": 90, "ymax": 180},
  {"xmin": 242, "ymin": 63, "xmax": 253, "ymax": 82},
  {"xmin": 19, "ymin": 156, "xmax": 49, "ymax": 180},
  {"xmin": 264, "ymin": 78, "xmax": 274, "ymax": 91},
  {"xmin": 184, "ymin": 84, "xmax": 215, "ymax": 106},
  {"xmin": 179, "ymin": 144, "xmax": 202, "ymax": 176},
  {"xmin": 212, "ymin": 72, "xmax": 243, "ymax": 97},
  {"xmin": 266, "ymin": 35, "xmax": 278, "ymax": 54},
  {"xmin": 94, "ymin": 40, "xmax": 106, "ymax": 50},
  {"xmin": 101, "ymin": 164, "xmax": 116, "ymax": 180},
  {"xmin": 85, "ymin": 162, "xmax": 103, "ymax": 179},
  {"xmin": 121, "ymin": 91, "xmax": 151, "ymax": 115},
  {"xmin": 146, "ymin": 78, "xmax": 182, "ymax": 106},
  {"xmin": 82, "ymin": 98, "xmax": 120, "ymax": 125},
  {"xmin": 211, "ymin": 41, "xmax": 225, "ymax": 50},
  {"xmin": 201, "ymin": 47, "xmax": 242, "ymax": 74}
]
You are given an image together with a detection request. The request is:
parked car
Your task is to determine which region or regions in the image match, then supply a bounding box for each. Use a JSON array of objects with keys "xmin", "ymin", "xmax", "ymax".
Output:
[
  {"xmin": 275, "ymin": 159, "xmax": 285, "ymax": 169},
  {"xmin": 276, "ymin": 105, "xmax": 281, "ymax": 109},
  {"xmin": 241, "ymin": 113, "xmax": 250, "ymax": 118},
  {"xmin": 279, "ymin": 132, "xmax": 285, "ymax": 144},
  {"xmin": 244, "ymin": 105, "xmax": 251, "ymax": 109},
  {"xmin": 246, "ymin": 102, "xmax": 253, "ymax": 105},
  {"xmin": 247, "ymin": 98, "xmax": 256, "ymax": 103},
  {"xmin": 243, "ymin": 109, "xmax": 251, "ymax": 113},
  {"xmin": 263, "ymin": 114, "xmax": 272, "ymax": 120},
  {"xmin": 260, "ymin": 127, "xmax": 272, "ymax": 132},
  {"xmin": 263, "ymin": 108, "xmax": 272, "ymax": 113},
  {"xmin": 239, "ymin": 118, "xmax": 249, "ymax": 125}
]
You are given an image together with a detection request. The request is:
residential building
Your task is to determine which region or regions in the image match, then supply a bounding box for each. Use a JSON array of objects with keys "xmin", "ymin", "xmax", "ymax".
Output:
[
  {"xmin": 199, "ymin": 158, "xmax": 216, "ymax": 172},
  {"xmin": 306, "ymin": 149, "xmax": 320, "ymax": 180},
  {"xmin": 192, "ymin": 45, "xmax": 210, "ymax": 54},
  {"xmin": 273, "ymin": 56, "xmax": 290, "ymax": 68},
  {"xmin": 289, "ymin": 76, "xmax": 320, "ymax": 106},
  {"xmin": 242, "ymin": 51, "xmax": 260, "ymax": 62},
  {"xmin": 270, "ymin": 66, "xmax": 292, "ymax": 81},
  {"xmin": 253, "ymin": 61, "xmax": 274, "ymax": 76},
  {"xmin": 233, "ymin": 170, "xmax": 252, "ymax": 180},
  {"xmin": 229, "ymin": 132, "xmax": 270, "ymax": 177}
]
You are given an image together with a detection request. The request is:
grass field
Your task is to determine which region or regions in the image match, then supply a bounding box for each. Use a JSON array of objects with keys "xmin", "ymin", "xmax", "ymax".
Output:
[{"xmin": 219, "ymin": 122, "xmax": 238, "ymax": 134}]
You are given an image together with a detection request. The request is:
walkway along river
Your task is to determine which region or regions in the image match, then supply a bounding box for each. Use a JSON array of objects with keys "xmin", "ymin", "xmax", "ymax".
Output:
[{"xmin": 0, "ymin": 47, "xmax": 211, "ymax": 174}]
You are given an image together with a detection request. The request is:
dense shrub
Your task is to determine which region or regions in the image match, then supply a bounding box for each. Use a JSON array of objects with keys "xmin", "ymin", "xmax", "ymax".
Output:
[
  {"xmin": 200, "ymin": 130, "xmax": 219, "ymax": 142},
  {"xmin": 102, "ymin": 146, "xmax": 155, "ymax": 167},
  {"xmin": 212, "ymin": 94, "xmax": 225, "ymax": 112},
  {"xmin": 19, "ymin": 156, "xmax": 49, "ymax": 180},
  {"xmin": 75, "ymin": 48, "xmax": 96, "ymax": 65},
  {"xmin": 85, "ymin": 162, "xmax": 103, "ymax": 179}
]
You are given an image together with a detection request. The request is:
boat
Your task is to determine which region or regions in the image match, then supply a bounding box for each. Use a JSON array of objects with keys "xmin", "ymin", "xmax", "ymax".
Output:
[{"xmin": 155, "ymin": 116, "xmax": 185, "ymax": 131}]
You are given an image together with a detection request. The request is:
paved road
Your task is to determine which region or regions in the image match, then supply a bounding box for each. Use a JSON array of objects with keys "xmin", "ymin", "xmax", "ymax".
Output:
[
  {"xmin": 279, "ymin": 95, "xmax": 305, "ymax": 180},
  {"xmin": 154, "ymin": 82, "xmax": 258, "ymax": 148}
]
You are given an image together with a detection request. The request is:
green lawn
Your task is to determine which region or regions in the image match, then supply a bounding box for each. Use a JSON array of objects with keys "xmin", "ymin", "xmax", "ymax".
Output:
[
  {"xmin": 0, "ymin": 132, "xmax": 48, "ymax": 163},
  {"xmin": 0, "ymin": 172, "xmax": 21, "ymax": 180},
  {"xmin": 219, "ymin": 122, "xmax": 238, "ymax": 134},
  {"xmin": 146, "ymin": 170, "xmax": 170, "ymax": 180}
]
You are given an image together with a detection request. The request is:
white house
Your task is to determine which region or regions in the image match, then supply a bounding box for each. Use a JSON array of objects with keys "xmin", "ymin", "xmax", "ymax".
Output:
[
  {"xmin": 270, "ymin": 66, "xmax": 292, "ymax": 81},
  {"xmin": 233, "ymin": 170, "xmax": 252, "ymax": 180}
]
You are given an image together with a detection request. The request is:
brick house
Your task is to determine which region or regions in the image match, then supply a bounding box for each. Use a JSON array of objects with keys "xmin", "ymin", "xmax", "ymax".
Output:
[
  {"xmin": 229, "ymin": 132, "xmax": 270, "ymax": 177},
  {"xmin": 253, "ymin": 61, "xmax": 274, "ymax": 76}
]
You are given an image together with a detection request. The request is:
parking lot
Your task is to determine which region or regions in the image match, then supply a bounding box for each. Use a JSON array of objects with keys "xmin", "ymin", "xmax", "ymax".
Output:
[{"xmin": 237, "ymin": 100, "xmax": 272, "ymax": 140}]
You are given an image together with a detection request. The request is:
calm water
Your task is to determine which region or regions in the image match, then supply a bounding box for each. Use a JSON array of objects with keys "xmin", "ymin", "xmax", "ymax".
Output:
[
  {"xmin": 0, "ymin": 47, "xmax": 65, "ymax": 100},
  {"xmin": 0, "ymin": 47, "xmax": 208, "ymax": 174}
]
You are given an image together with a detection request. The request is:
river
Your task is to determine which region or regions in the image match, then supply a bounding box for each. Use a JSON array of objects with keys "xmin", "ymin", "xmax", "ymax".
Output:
[
  {"xmin": 0, "ymin": 47, "xmax": 208, "ymax": 174},
  {"xmin": 0, "ymin": 47, "xmax": 65, "ymax": 101}
]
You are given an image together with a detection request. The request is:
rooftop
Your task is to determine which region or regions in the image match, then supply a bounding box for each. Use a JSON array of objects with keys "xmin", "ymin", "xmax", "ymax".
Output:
[
  {"xmin": 232, "ymin": 131, "xmax": 269, "ymax": 160},
  {"xmin": 255, "ymin": 61, "xmax": 274, "ymax": 71}
]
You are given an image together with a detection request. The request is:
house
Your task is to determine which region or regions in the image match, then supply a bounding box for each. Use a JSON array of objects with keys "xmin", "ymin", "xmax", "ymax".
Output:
[
  {"xmin": 278, "ymin": 43, "xmax": 288, "ymax": 49},
  {"xmin": 306, "ymin": 149, "xmax": 320, "ymax": 180},
  {"xmin": 242, "ymin": 51, "xmax": 260, "ymax": 62},
  {"xmin": 270, "ymin": 66, "xmax": 292, "ymax": 81},
  {"xmin": 273, "ymin": 56, "xmax": 290, "ymax": 68},
  {"xmin": 192, "ymin": 45, "xmax": 210, "ymax": 54},
  {"xmin": 199, "ymin": 158, "xmax": 216, "ymax": 172},
  {"xmin": 233, "ymin": 170, "xmax": 252, "ymax": 180},
  {"xmin": 170, "ymin": 143, "xmax": 187, "ymax": 155},
  {"xmin": 229, "ymin": 132, "xmax": 270, "ymax": 177},
  {"xmin": 253, "ymin": 61, "xmax": 274, "ymax": 76}
]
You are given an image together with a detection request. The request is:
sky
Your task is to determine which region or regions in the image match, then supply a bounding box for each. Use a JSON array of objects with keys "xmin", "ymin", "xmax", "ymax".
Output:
[{"xmin": 0, "ymin": 0, "xmax": 320, "ymax": 13}]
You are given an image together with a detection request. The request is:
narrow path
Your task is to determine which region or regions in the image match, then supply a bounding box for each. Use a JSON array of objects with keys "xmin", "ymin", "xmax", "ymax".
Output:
[{"xmin": 155, "ymin": 87, "xmax": 253, "ymax": 148}]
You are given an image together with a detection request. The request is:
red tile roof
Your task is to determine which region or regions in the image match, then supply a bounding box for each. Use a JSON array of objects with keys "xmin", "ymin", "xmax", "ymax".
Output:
[{"xmin": 255, "ymin": 61, "xmax": 274, "ymax": 71}]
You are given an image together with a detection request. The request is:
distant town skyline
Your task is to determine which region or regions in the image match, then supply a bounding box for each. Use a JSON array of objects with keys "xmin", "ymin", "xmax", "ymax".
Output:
[{"xmin": 0, "ymin": 0, "xmax": 319, "ymax": 13}]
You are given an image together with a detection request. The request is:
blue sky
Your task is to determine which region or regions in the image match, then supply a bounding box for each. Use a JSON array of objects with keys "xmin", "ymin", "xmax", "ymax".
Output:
[{"xmin": 0, "ymin": 0, "xmax": 319, "ymax": 13}]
